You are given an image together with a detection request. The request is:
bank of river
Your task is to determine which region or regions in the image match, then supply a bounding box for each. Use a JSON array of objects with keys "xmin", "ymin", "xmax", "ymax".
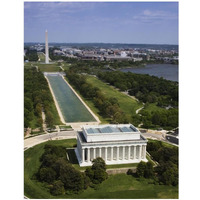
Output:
[
  {"xmin": 120, "ymin": 64, "xmax": 178, "ymax": 82},
  {"xmin": 46, "ymin": 74, "xmax": 96, "ymax": 123}
]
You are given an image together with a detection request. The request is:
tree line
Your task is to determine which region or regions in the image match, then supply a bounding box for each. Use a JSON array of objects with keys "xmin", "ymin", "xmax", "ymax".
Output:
[
  {"xmin": 24, "ymin": 48, "xmax": 39, "ymax": 61},
  {"xmin": 129, "ymin": 141, "xmax": 178, "ymax": 186},
  {"xmin": 35, "ymin": 144, "xmax": 108, "ymax": 196},
  {"xmin": 24, "ymin": 67, "xmax": 60, "ymax": 129},
  {"xmin": 140, "ymin": 107, "xmax": 178, "ymax": 130},
  {"xmin": 98, "ymin": 71, "xmax": 178, "ymax": 106},
  {"xmin": 66, "ymin": 70, "xmax": 129, "ymax": 124},
  {"xmin": 97, "ymin": 71, "xmax": 178, "ymax": 129}
]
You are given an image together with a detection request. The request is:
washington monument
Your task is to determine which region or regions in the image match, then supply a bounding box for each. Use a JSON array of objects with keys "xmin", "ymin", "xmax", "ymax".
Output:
[{"xmin": 45, "ymin": 30, "xmax": 49, "ymax": 64}]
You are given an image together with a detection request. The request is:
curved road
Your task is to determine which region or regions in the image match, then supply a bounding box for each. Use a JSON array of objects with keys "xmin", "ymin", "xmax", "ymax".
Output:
[{"xmin": 24, "ymin": 131, "xmax": 77, "ymax": 149}]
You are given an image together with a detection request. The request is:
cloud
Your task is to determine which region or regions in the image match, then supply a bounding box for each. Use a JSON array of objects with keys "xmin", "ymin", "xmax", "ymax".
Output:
[
  {"xmin": 131, "ymin": 9, "xmax": 178, "ymax": 24},
  {"xmin": 24, "ymin": 2, "xmax": 99, "ymax": 24}
]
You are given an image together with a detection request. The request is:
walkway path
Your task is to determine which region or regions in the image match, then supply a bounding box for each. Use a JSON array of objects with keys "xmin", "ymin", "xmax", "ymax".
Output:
[
  {"xmin": 136, "ymin": 106, "xmax": 144, "ymax": 114},
  {"xmin": 60, "ymin": 66, "xmax": 64, "ymax": 71},
  {"xmin": 35, "ymin": 66, "xmax": 39, "ymax": 72}
]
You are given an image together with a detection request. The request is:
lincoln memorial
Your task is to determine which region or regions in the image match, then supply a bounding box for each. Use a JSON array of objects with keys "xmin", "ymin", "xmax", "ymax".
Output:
[{"xmin": 75, "ymin": 124, "xmax": 148, "ymax": 166}]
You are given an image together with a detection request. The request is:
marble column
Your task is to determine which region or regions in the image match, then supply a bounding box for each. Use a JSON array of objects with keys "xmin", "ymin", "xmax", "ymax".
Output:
[
  {"xmin": 139, "ymin": 145, "xmax": 142, "ymax": 160},
  {"xmin": 143, "ymin": 145, "xmax": 146, "ymax": 158},
  {"xmin": 128, "ymin": 146, "xmax": 130, "ymax": 160},
  {"xmin": 111, "ymin": 147, "xmax": 113, "ymax": 161},
  {"xmin": 82, "ymin": 148, "xmax": 85, "ymax": 163},
  {"xmin": 105, "ymin": 147, "xmax": 107, "ymax": 161},
  {"xmin": 134, "ymin": 146, "xmax": 136, "ymax": 159},
  {"xmin": 87, "ymin": 148, "xmax": 90, "ymax": 162},
  {"xmin": 122, "ymin": 146, "xmax": 125, "ymax": 160},
  {"xmin": 116, "ymin": 146, "xmax": 119, "ymax": 160},
  {"xmin": 99, "ymin": 147, "xmax": 102, "ymax": 157},
  {"xmin": 93, "ymin": 148, "xmax": 96, "ymax": 159}
]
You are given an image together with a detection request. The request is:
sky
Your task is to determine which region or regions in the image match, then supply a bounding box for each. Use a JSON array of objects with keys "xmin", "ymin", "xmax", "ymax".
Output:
[{"xmin": 24, "ymin": 1, "xmax": 178, "ymax": 44}]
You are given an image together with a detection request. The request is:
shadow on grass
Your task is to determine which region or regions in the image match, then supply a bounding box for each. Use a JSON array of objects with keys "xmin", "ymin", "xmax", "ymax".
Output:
[{"xmin": 67, "ymin": 148, "xmax": 79, "ymax": 164}]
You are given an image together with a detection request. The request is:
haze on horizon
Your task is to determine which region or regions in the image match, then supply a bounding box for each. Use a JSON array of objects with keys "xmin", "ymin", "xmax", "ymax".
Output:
[{"xmin": 24, "ymin": 2, "xmax": 178, "ymax": 45}]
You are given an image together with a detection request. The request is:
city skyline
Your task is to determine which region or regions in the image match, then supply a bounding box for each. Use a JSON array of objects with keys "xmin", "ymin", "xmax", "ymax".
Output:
[{"xmin": 24, "ymin": 2, "xmax": 178, "ymax": 44}]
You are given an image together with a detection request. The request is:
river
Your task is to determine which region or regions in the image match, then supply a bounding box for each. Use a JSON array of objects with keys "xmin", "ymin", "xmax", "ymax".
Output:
[{"xmin": 120, "ymin": 64, "xmax": 178, "ymax": 82}]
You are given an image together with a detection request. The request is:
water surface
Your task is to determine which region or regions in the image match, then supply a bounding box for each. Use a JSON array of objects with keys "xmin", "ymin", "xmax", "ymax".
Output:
[
  {"xmin": 121, "ymin": 64, "xmax": 178, "ymax": 82},
  {"xmin": 46, "ymin": 74, "xmax": 96, "ymax": 122}
]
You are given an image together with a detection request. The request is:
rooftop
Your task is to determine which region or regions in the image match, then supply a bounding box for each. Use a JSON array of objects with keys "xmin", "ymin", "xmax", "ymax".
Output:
[
  {"xmin": 82, "ymin": 124, "xmax": 142, "ymax": 143},
  {"xmin": 83, "ymin": 124, "xmax": 138, "ymax": 135}
]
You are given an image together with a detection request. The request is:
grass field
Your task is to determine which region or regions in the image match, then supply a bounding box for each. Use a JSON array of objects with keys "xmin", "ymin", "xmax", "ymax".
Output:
[
  {"xmin": 37, "ymin": 63, "xmax": 61, "ymax": 72},
  {"xmin": 86, "ymin": 76, "xmax": 143, "ymax": 120},
  {"xmin": 61, "ymin": 63, "xmax": 71, "ymax": 71},
  {"xmin": 24, "ymin": 62, "xmax": 61, "ymax": 72},
  {"xmin": 142, "ymin": 103, "xmax": 166, "ymax": 113},
  {"xmin": 24, "ymin": 139, "xmax": 178, "ymax": 199},
  {"xmin": 37, "ymin": 52, "xmax": 45, "ymax": 62}
]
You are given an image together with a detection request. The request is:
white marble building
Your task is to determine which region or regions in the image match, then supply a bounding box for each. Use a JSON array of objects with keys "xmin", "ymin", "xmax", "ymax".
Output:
[{"xmin": 75, "ymin": 124, "xmax": 148, "ymax": 166}]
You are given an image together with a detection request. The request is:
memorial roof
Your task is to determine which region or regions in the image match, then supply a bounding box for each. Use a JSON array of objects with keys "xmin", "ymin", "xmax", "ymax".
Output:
[{"xmin": 85, "ymin": 125, "xmax": 138, "ymax": 134}]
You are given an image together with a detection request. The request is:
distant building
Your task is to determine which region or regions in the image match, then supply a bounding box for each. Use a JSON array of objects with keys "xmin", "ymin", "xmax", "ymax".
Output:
[
  {"xmin": 53, "ymin": 50, "xmax": 65, "ymax": 56},
  {"xmin": 133, "ymin": 57, "xmax": 143, "ymax": 62},
  {"xmin": 75, "ymin": 124, "xmax": 148, "ymax": 166},
  {"xmin": 104, "ymin": 55, "xmax": 132, "ymax": 61},
  {"xmin": 81, "ymin": 54, "xmax": 102, "ymax": 61}
]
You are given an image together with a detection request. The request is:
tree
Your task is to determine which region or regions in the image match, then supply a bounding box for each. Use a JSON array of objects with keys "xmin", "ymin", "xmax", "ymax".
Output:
[
  {"xmin": 92, "ymin": 157, "xmax": 106, "ymax": 171},
  {"xmin": 88, "ymin": 157, "xmax": 108, "ymax": 184},
  {"xmin": 144, "ymin": 162, "xmax": 154, "ymax": 178},
  {"xmin": 39, "ymin": 167, "xmax": 56, "ymax": 183},
  {"xmin": 157, "ymin": 162, "xmax": 178, "ymax": 186},
  {"xmin": 50, "ymin": 180, "xmax": 65, "ymax": 196},
  {"xmin": 85, "ymin": 167, "xmax": 94, "ymax": 181},
  {"xmin": 82, "ymin": 173, "xmax": 91, "ymax": 189},
  {"xmin": 136, "ymin": 161, "xmax": 146, "ymax": 177},
  {"xmin": 93, "ymin": 168, "xmax": 108, "ymax": 184},
  {"xmin": 46, "ymin": 111, "xmax": 54, "ymax": 128},
  {"xmin": 60, "ymin": 164, "xmax": 84, "ymax": 192}
]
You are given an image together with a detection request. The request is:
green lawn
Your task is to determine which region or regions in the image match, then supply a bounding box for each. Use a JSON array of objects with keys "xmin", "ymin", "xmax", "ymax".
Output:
[
  {"xmin": 61, "ymin": 63, "xmax": 71, "ymax": 71},
  {"xmin": 37, "ymin": 52, "xmax": 45, "ymax": 62},
  {"xmin": 37, "ymin": 63, "xmax": 61, "ymax": 72},
  {"xmin": 142, "ymin": 103, "xmax": 166, "ymax": 113},
  {"xmin": 24, "ymin": 62, "xmax": 61, "ymax": 72},
  {"xmin": 24, "ymin": 62, "xmax": 35, "ymax": 68},
  {"xmin": 24, "ymin": 139, "xmax": 178, "ymax": 199},
  {"xmin": 86, "ymin": 76, "xmax": 142, "ymax": 120}
]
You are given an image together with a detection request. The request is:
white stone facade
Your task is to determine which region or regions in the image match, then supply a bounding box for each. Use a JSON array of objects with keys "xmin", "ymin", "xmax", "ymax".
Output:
[{"xmin": 75, "ymin": 124, "xmax": 148, "ymax": 166}]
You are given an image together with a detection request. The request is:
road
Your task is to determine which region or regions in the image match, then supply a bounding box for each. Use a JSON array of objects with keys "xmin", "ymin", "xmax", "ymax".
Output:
[
  {"xmin": 24, "ymin": 131, "xmax": 77, "ymax": 149},
  {"xmin": 141, "ymin": 130, "xmax": 178, "ymax": 146}
]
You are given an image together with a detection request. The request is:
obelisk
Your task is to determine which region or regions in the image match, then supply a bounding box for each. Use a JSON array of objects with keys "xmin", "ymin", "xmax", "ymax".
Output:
[{"xmin": 45, "ymin": 30, "xmax": 49, "ymax": 64}]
